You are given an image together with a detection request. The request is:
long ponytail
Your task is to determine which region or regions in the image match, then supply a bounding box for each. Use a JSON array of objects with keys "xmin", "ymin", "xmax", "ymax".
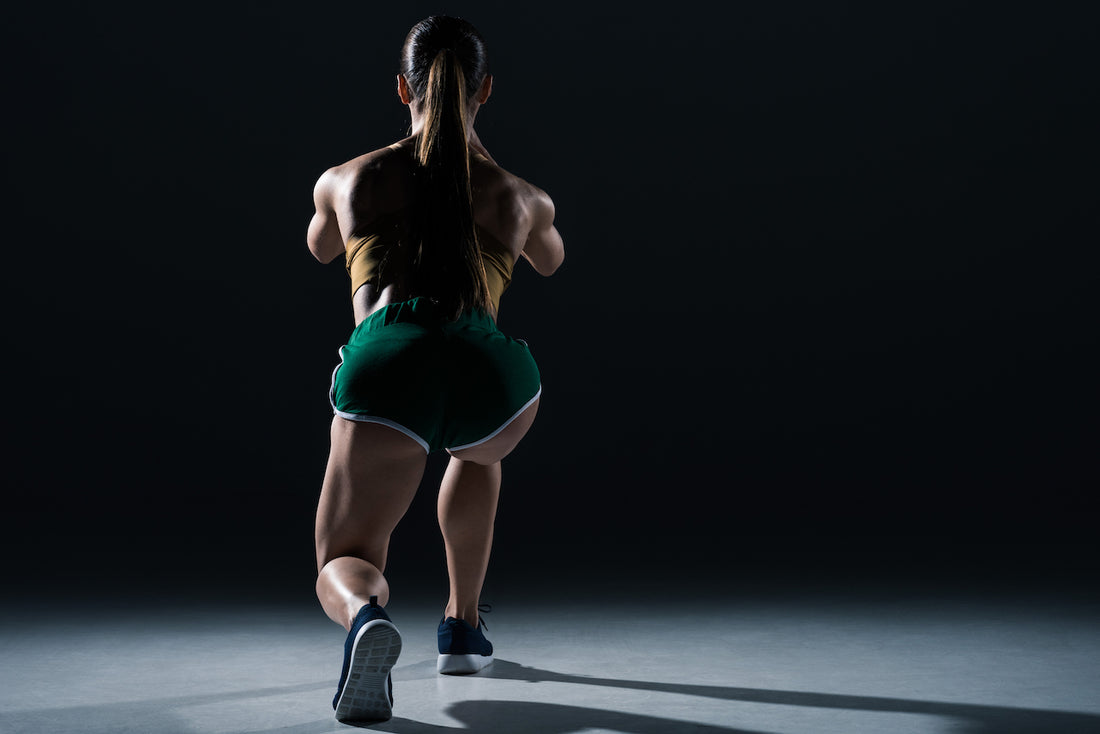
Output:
[
  {"xmin": 410, "ymin": 48, "xmax": 492, "ymax": 318},
  {"xmin": 380, "ymin": 17, "xmax": 495, "ymax": 319}
]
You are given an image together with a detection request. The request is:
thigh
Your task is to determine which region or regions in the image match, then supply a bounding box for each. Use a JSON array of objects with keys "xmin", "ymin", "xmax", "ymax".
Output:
[{"xmin": 315, "ymin": 417, "xmax": 428, "ymax": 572}]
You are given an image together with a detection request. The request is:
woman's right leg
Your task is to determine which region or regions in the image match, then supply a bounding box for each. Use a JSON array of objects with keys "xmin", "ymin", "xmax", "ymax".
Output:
[{"xmin": 315, "ymin": 417, "xmax": 427, "ymax": 630}]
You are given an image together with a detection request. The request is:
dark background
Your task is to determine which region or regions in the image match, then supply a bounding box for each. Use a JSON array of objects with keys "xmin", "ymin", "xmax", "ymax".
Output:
[{"xmin": 3, "ymin": 2, "xmax": 1097, "ymax": 603}]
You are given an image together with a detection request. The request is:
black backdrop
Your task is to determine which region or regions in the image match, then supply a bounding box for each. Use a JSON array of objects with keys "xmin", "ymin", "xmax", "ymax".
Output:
[{"xmin": 4, "ymin": 2, "xmax": 1097, "ymax": 600}]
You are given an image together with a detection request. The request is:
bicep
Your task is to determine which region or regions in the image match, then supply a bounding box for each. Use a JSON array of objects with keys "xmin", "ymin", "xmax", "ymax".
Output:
[
  {"xmin": 520, "ymin": 193, "xmax": 564, "ymax": 276},
  {"xmin": 307, "ymin": 171, "xmax": 345, "ymax": 264}
]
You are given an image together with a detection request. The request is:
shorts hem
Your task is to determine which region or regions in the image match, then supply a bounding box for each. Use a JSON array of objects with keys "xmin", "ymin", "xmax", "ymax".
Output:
[
  {"xmin": 332, "ymin": 411, "xmax": 432, "ymax": 453},
  {"xmin": 446, "ymin": 386, "xmax": 542, "ymax": 453},
  {"xmin": 330, "ymin": 348, "xmax": 431, "ymax": 453}
]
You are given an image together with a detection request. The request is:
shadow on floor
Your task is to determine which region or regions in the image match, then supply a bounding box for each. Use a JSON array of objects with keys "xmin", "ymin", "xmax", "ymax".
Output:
[
  {"xmin": 371, "ymin": 658, "xmax": 1100, "ymax": 734},
  {"xmin": 369, "ymin": 702, "xmax": 752, "ymax": 733},
  {"xmin": 474, "ymin": 660, "xmax": 1100, "ymax": 734},
  {"xmin": 2, "ymin": 661, "xmax": 1098, "ymax": 734}
]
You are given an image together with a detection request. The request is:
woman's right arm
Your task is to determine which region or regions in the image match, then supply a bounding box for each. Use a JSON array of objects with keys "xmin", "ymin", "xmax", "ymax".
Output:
[
  {"xmin": 521, "ymin": 189, "xmax": 565, "ymax": 276},
  {"xmin": 307, "ymin": 168, "xmax": 346, "ymax": 264}
]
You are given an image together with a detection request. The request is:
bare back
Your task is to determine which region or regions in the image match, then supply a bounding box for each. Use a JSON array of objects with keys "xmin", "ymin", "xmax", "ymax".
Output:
[{"xmin": 308, "ymin": 138, "xmax": 563, "ymax": 324}]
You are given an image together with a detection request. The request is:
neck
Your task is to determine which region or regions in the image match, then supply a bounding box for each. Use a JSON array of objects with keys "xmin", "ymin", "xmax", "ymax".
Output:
[{"xmin": 407, "ymin": 104, "xmax": 481, "ymax": 140}]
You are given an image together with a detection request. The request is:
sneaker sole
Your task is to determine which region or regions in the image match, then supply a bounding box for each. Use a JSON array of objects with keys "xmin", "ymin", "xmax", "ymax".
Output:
[
  {"xmin": 437, "ymin": 652, "xmax": 493, "ymax": 675},
  {"xmin": 335, "ymin": 620, "xmax": 402, "ymax": 723}
]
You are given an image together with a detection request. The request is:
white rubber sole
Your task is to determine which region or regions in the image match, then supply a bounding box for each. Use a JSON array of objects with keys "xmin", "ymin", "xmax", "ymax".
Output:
[
  {"xmin": 334, "ymin": 620, "xmax": 402, "ymax": 723},
  {"xmin": 437, "ymin": 652, "xmax": 494, "ymax": 675}
]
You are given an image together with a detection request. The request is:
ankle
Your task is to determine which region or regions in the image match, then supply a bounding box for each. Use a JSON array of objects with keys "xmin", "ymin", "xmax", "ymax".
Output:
[
  {"xmin": 444, "ymin": 602, "xmax": 480, "ymax": 628},
  {"xmin": 348, "ymin": 595, "xmax": 387, "ymax": 630}
]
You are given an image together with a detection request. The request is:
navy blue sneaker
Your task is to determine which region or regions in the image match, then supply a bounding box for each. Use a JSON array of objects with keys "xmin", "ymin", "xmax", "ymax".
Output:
[
  {"xmin": 333, "ymin": 596, "xmax": 402, "ymax": 723},
  {"xmin": 437, "ymin": 607, "xmax": 493, "ymax": 675}
]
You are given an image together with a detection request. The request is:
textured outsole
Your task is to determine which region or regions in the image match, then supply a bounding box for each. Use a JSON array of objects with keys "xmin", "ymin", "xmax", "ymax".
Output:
[
  {"xmin": 335, "ymin": 620, "xmax": 402, "ymax": 723},
  {"xmin": 437, "ymin": 652, "xmax": 493, "ymax": 675}
]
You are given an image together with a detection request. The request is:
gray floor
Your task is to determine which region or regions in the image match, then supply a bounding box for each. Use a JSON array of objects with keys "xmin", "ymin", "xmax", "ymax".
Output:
[{"xmin": 2, "ymin": 586, "xmax": 1098, "ymax": 733}]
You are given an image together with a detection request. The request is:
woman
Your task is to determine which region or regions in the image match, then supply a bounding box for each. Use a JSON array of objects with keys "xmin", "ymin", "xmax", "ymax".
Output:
[{"xmin": 306, "ymin": 15, "xmax": 564, "ymax": 724}]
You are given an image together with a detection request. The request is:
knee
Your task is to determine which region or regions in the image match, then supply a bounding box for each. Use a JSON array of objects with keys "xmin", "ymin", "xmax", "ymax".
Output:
[
  {"xmin": 316, "ymin": 539, "xmax": 390, "ymax": 575},
  {"xmin": 316, "ymin": 557, "xmax": 390, "ymax": 609}
]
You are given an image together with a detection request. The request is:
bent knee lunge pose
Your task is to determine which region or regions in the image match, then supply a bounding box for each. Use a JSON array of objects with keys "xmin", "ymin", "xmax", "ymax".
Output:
[{"xmin": 306, "ymin": 15, "xmax": 564, "ymax": 725}]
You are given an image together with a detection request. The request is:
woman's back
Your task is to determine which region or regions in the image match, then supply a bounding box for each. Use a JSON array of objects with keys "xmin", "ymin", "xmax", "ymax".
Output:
[{"xmin": 312, "ymin": 137, "xmax": 561, "ymax": 324}]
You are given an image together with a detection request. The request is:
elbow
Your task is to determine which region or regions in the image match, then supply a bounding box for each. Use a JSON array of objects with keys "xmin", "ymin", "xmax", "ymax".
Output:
[
  {"xmin": 526, "ymin": 248, "xmax": 564, "ymax": 277},
  {"xmin": 307, "ymin": 240, "xmax": 333, "ymax": 263},
  {"xmin": 540, "ymin": 250, "xmax": 564, "ymax": 276},
  {"xmin": 307, "ymin": 230, "xmax": 345, "ymax": 264},
  {"xmin": 306, "ymin": 210, "xmax": 344, "ymax": 263},
  {"xmin": 526, "ymin": 235, "xmax": 565, "ymax": 276},
  {"xmin": 307, "ymin": 241, "xmax": 326, "ymax": 263}
]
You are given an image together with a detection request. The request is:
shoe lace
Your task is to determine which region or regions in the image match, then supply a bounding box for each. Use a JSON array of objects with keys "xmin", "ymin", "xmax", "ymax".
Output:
[{"xmin": 477, "ymin": 603, "xmax": 492, "ymax": 631}]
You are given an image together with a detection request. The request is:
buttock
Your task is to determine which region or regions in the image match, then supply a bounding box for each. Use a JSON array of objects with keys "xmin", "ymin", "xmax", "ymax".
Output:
[{"xmin": 329, "ymin": 298, "xmax": 541, "ymax": 453}]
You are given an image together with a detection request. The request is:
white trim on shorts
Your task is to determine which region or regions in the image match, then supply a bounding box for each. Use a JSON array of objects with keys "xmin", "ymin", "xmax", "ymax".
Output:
[
  {"xmin": 329, "ymin": 346, "xmax": 432, "ymax": 453},
  {"xmin": 446, "ymin": 386, "xmax": 543, "ymax": 453},
  {"xmin": 333, "ymin": 411, "xmax": 432, "ymax": 453}
]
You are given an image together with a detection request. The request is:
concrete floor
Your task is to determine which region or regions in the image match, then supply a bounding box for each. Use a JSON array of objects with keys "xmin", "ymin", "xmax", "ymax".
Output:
[{"xmin": 1, "ymin": 585, "xmax": 1098, "ymax": 734}]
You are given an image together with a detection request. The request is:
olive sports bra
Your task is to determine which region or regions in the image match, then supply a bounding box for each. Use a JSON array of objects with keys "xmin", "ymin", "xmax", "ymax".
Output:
[{"xmin": 345, "ymin": 211, "xmax": 515, "ymax": 314}]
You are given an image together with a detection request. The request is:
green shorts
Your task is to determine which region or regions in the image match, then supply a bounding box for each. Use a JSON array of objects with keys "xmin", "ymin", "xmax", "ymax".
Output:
[{"xmin": 329, "ymin": 298, "xmax": 541, "ymax": 453}]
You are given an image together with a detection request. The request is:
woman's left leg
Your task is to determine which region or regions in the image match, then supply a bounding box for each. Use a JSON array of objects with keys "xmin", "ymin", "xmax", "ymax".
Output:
[
  {"xmin": 440, "ymin": 396, "xmax": 540, "ymax": 624},
  {"xmin": 437, "ymin": 457, "xmax": 501, "ymax": 627},
  {"xmin": 315, "ymin": 417, "xmax": 427, "ymax": 630}
]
